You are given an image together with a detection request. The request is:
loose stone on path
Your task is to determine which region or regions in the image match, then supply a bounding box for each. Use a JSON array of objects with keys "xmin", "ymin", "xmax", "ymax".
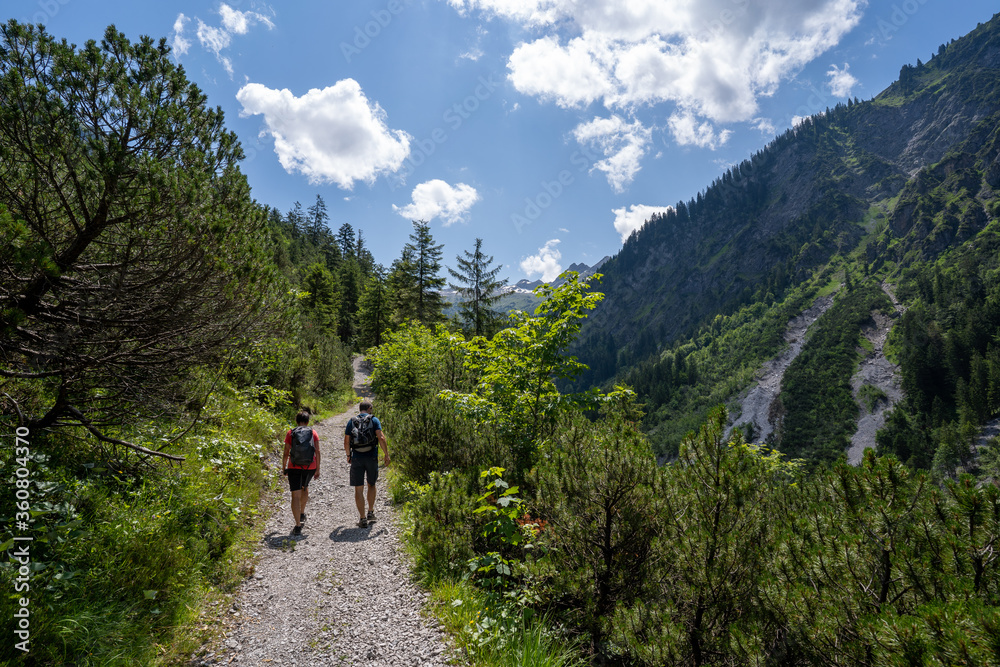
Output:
[{"xmin": 190, "ymin": 358, "xmax": 459, "ymax": 666}]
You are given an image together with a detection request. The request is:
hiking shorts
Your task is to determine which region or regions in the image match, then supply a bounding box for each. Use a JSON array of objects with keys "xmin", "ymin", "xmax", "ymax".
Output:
[
  {"xmin": 350, "ymin": 455, "xmax": 378, "ymax": 487},
  {"xmin": 286, "ymin": 469, "xmax": 315, "ymax": 492}
]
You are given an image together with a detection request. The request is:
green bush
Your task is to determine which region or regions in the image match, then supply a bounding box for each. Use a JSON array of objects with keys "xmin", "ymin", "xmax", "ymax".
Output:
[
  {"xmin": 369, "ymin": 323, "xmax": 469, "ymax": 409},
  {"xmin": 406, "ymin": 471, "xmax": 478, "ymax": 585},
  {"xmin": 383, "ymin": 394, "xmax": 508, "ymax": 483},
  {"xmin": 531, "ymin": 411, "xmax": 664, "ymax": 652},
  {"xmin": 859, "ymin": 382, "xmax": 889, "ymax": 412}
]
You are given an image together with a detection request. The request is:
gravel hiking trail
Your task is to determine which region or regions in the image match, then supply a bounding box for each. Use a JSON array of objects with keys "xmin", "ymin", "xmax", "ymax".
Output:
[{"xmin": 191, "ymin": 357, "xmax": 458, "ymax": 666}]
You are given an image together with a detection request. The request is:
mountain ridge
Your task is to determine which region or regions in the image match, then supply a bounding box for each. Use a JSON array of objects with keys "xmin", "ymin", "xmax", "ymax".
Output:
[{"xmin": 572, "ymin": 12, "xmax": 1000, "ymax": 462}]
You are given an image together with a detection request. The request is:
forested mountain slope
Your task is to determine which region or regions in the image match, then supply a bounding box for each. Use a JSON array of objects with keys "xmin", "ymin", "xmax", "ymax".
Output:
[{"xmin": 573, "ymin": 13, "xmax": 1000, "ymax": 464}]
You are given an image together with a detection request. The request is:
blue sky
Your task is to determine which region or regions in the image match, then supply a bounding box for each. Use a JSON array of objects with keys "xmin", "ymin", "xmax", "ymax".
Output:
[{"xmin": 8, "ymin": 0, "xmax": 996, "ymax": 282}]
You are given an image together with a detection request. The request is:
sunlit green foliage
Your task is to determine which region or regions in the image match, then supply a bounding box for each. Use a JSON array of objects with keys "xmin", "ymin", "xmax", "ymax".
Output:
[{"xmin": 441, "ymin": 272, "xmax": 607, "ymax": 476}]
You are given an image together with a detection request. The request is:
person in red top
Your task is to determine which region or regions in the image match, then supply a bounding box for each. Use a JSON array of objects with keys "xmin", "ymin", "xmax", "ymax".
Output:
[{"xmin": 282, "ymin": 411, "xmax": 321, "ymax": 536}]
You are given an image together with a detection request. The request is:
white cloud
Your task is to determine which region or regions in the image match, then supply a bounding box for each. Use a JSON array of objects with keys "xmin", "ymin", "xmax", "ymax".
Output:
[
  {"xmin": 611, "ymin": 204, "xmax": 672, "ymax": 241},
  {"xmin": 449, "ymin": 0, "xmax": 864, "ymax": 168},
  {"xmin": 196, "ymin": 20, "xmax": 234, "ymax": 74},
  {"xmin": 668, "ymin": 111, "xmax": 732, "ymax": 149},
  {"xmin": 236, "ymin": 79, "xmax": 412, "ymax": 189},
  {"xmin": 170, "ymin": 14, "xmax": 191, "ymax": 57},
  {"xmin": 572, "ymin": 115, "xmax": 651, "ymax": 192},
  {"xmin": 520, "ymin": 239, "xmax": 563, "ymax": 282},
  {"xmin": 393, "ymin": 180, "xmax": 480, "ymax": 225},
  {"xmin": 753, "ymin": 117, "xmax": 776, "ymax": 135},
  {"xmin": 219, "ymin": 4, "xmax": 274, "ymax": 34},
  {"xmin": 827, "ymin": 63, "xmax": 858, "ymax": 98},
  {"xmin": 508, "ymin": 35, "xmax": 613, "ymax": 108},
  {"xmin": 172, "ymin": 4, "xmax": 273, "ymax": 76}
]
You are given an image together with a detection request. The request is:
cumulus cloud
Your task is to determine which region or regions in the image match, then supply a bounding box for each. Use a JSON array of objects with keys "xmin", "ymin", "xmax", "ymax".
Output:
[
  {"xmin": 508, "ymin": 35, "xmax": 613, "ymax": 108},
  {"xmin": 171, "ymin": 4, "xmax": 274, "ymax": 75},
  {"xmin": 236, "ymin": 79, "xmax": 412, "ymax": 189},
  {"xmin": 611, "ymin": 204, "xmax": 673, "ymax": 241},
  {"xmin": 449, "ymin": 0, "xmax": 864, "ymax": 172},
  {"xmin": 393, "ymin": 180, "xmax": 480, "ymax": 225},
  {"xmin": 572, "ymin": 115, "xmax": 651, "ymax": 192},
  {"xmin": 827, "ymin": 63, "xmax": 858, "ymax": 98},
  {"xmin": 668, "ymin": 111, "xmax": 732, "ymax": 149},
  {"xmin": 520, "ymin": 239, "xmax": 563, "ymax": 282}
]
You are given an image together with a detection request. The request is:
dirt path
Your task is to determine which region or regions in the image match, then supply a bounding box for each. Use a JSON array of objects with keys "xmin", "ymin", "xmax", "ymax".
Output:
[
  {"xmin": 728, "ymin": 294, "xmax": 836, "ymax": 443},
  {"xmin": 192, "ymin": 358, "xmax": 457, "ymax": 666}
]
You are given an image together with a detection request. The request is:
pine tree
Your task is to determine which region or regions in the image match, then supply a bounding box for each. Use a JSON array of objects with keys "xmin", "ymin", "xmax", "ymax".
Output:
[
  {"xmin": 357, "ymin": 266, "xmax": 388, "ymax": 348},
  {"xmin": 337, "ymin": 222, "xmax": 355, "ymax": 259},
  {"xmin": 356, "ymin": 228, "xmax": 375, "ymax": 275},
  {"xmin": 287, "ymin": 201, "xmax": 306, "ymax": 238},
  {"xmin": 302, "ymin": 263, "xmax": 340, "ymax": 330},
  {"xmin": 448, "ymin": 237, "xmax": 509, "ymax": 337},
  {"xmin": 337, "ymin": 259, "xmax": 362, "ymax": 343},
  {"xmin": 307, "ymin": 194, "xmax": 329, "ymax": 244},
  {"xmin": 404, "ymin": 220, "xmax": 446, "ymax": 325},
  {"xmin": 387, "ymin": 247, "xmax": 418, "ymax": 325}
]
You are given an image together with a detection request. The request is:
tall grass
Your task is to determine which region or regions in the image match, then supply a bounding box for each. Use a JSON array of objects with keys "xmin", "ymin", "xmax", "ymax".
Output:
[
  {"xmin": 429, "ymin": 582, "xmax": 587, "ymax": 667},
  {"xmin": 0, "ymin": 380, "xmax": 356, "ymax": 665}
]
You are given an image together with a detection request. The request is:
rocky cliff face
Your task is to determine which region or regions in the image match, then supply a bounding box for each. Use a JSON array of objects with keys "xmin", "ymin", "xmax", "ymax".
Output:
[{"xmin": 577, "ymin": 13, "xmax": 1000, "ymax": 385}]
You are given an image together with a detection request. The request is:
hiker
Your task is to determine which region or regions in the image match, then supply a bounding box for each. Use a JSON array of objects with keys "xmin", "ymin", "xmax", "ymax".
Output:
[
  {"xmin": 344, "ymin": 400, "xmax": 390, "ymax": 528},
  {"xmin": 282, "ymin": 410, "xmax": 321, "ymax": 536}
]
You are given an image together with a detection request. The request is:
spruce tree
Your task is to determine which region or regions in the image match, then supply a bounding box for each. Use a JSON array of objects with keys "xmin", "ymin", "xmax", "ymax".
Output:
[
  {"xmin": 288, "ymin": 201, "xmax": 306, "ymax": 238},
  {"xmin": 302, "ymin": 263, "xmax": 340, "ymax": 330},
  {"xmin": 307, "ymin": 194, "xmax": 329, "ymax": 244},
  {"xmin": 337, "ymin": 222, "xmax": 356, "ymax": 259},
  {"xmin": 337, "ymin": 259, "xmax": 361, "ymax": 343},
  {"xmin": 448, "ymin": 237, "xmax": 509, "ymax": 337},
  {"xmin": 357, "ymin": 266, "xmax": 389, "ymax": 348},
  {"xmin": 387, "ymin": 246, "xmax": 418, "ymax": 325},
  {"xmin": 404, "ymin": 220, "xmax": 446, "ymax": 325}
]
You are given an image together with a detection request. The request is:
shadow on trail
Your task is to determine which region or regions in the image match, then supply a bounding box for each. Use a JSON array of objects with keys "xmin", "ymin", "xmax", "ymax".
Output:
[
  {"xmin": 329, "ymin": 525, "xmax": 387, "ymax": 543},
  {"xmin": 263, "ymin": 531, "xmax": 304, "ymax": 549}
]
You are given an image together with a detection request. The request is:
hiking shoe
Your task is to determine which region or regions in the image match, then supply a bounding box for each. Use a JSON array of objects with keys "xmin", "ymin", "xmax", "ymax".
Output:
[
  {"xmin": 292, "ymin": 525, "xmax": 302, "ymax": 536},
  {"xmin": 300, "ymin": 513, "xmax": 306, "ymax": 523},
  {"xmin": 366, "ymin": 510, "xmax": 376, "ymax": 523},
  {"xmin": 358, "ymin": 517, "xmax": 368, "ymax": 528}
]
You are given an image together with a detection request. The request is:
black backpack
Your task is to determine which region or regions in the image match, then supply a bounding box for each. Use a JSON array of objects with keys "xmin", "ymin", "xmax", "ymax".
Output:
[
  {"xmin": 289, "ymin": 426, "xmax": 315, "ymax": 466},
  {"xmin": 350, "ymin": 414, "xmax": 377, "ymax": 453}
]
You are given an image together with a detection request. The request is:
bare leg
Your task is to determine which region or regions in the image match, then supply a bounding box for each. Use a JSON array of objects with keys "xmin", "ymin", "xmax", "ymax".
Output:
[
  {"xmin": 300, "ymin": 485, "xmax": 309, "ymax": 518},
  {"xmin": 354, "ymin": 485, "xmax": 366, "ymax": 521},
  {"xmin": 291, "ymin": 489, "xmax": 303, "ymax": 527},
  {"xmin": 367, "ymin": 484, "xmax": 377, "ymax": 514}
]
